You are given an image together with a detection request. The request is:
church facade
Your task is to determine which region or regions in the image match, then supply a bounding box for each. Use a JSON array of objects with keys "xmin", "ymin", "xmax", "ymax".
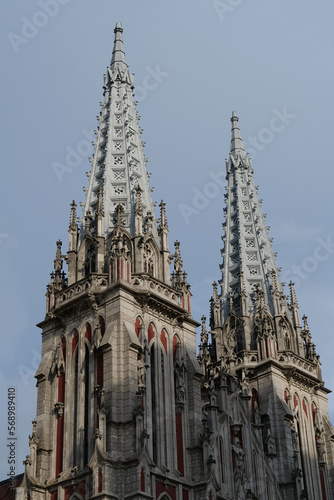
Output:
[{"xmin": 17, "ymin": 23, "xmax": 334, "ymax": 500}]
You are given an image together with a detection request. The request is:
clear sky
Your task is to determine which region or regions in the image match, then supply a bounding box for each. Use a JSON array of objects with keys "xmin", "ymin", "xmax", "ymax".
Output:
[{"xmin": 1, "ymin": 0, "xmax": 334, "ymax": 479}]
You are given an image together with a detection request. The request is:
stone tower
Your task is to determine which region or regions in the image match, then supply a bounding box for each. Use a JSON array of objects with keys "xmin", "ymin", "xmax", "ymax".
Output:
[
  {"xmin": 16, "ymin": 23, "xmax": 204, "ymax": 500},
  {"xmin": 198, "ymin": 113, "xmax": 334, "ymax": 499},
  {"xmin": 17, "ymin": 24, "xmax": 334, "ymax": 500}
]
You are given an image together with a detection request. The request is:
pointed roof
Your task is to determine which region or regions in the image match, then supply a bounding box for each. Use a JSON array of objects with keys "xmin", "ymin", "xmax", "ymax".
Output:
[
  {"xmin": 220, "ymin": 113, "xmax": 286, "ymax": 321},
  {"xmin": 110, "ymin": 22, "xmax": 128, "ymax": 73},
  {"xmin": 80, "ymin": 23, "xmax": 157, "ymax": 243},
  {"xmin": 230, "ymin": 111, "xmax": 246, "ymax": 156}
]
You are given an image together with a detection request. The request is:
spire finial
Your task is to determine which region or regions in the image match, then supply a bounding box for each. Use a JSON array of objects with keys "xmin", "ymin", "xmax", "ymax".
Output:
[
  {"xmin": 230, "ymin": 111, "xmax": 246, "ymax": 155},
  {"xmin": 110, "ymin": 21, "xmax": 127, "ymax": 72}
]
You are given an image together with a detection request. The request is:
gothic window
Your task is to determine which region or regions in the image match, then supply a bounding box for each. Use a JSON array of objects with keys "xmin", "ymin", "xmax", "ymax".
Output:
[
  {"xmin": 144, "ymin": 243, "xmax": 155, "ymax": 277},
  {"xmin": 303, "ymin": 399, "xmax": 308, "ymax": 419},
  {"xmin": 85, "ymin": 244, "xmax": 96, "ymax": 276},
  {"xmin": 56, "ymin": 336, "xmax": 66, "ymax": 477},
  {"xmin": 83, "ymin": 343, "xmax": 90, "ymax": 465},
  {"xmin": 135, "ymin": 317, "xmax": 143, "ymax": 338},
  {"xmin": 72, "ymin": 330, "xmax": 79, "ymax": 466},
  {"xmin": 150, "ymin": 343, "xmax": 157, "ymax": 463},
  {"xmin": 219, "ymin": 438, "xmax": 224, "ymax": 482}
]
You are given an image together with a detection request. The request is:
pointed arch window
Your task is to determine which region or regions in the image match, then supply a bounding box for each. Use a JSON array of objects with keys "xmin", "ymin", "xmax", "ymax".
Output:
[
  {"xmin": 72, "ymin": 330, "xmax": 79, "ymax": 466},
  {"xmin": 56, "ymin": 336, "xmax": 66, "ymax": 477},
  {"xmin": 84, "ymin": 343, "xmax": 90, "ymax": 465},
  {"xmin": 150, "ymin": 342, "xmax": 157, "ymax": 463},
  {"xmin": 85, "ymin": 243, "xmax": 96, "ymax": 276}
]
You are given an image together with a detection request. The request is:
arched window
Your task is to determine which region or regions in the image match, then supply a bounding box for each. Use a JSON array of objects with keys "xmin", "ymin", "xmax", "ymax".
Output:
[
  {"xmin": 84, "ymin": 343, "xmax": 90, "ymax": 465},
  {"xmin": 56, "ymin": 336, "xmax": 66, "ymax": 477},
  {"xmin": 72, "ymin": 330, "xmax": 79, "ymax": 466},
  {"xmin": 85, "ymin": 243, "xmax": 96, "ymax": 276},
  {"xmin": 150, "ymin": 343, "xmax": 157, "ymax": 463}
]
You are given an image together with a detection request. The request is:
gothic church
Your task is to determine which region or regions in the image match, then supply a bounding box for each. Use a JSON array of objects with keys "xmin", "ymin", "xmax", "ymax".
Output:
[{"xmin": 17, "ymin": 23, "xmax": 334, "ymax": 500}]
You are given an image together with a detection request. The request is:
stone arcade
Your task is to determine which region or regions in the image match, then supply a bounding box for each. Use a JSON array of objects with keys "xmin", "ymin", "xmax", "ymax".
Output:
[{"xmin": 17, "ymin": 23, "xmax": 334, "ymax": 500}]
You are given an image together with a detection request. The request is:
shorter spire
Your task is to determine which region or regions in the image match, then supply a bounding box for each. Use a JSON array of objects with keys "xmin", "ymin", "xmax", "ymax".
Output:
[{"xmin": 230, "ymin": 111, "xmax": 246, "ymax": 156}]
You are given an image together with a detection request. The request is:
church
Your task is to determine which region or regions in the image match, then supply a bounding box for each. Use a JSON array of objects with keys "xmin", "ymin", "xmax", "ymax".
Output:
[{"xmin": 16, "ymin": 23, "xmax": 334, "ymax": 500}]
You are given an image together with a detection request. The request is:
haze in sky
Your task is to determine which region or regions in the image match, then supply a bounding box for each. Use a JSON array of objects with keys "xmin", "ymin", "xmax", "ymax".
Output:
[{"xmin": 1, "ymin": 0, "xmax": 334, "ymax": 479}]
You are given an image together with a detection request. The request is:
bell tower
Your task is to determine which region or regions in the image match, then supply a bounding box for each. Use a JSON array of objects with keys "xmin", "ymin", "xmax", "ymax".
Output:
[
  {"xmin": 17, "ymin": 23, "xmax": 203, "ymax": 500},
  {"xmin": 200, "ymin": 112, "xmax": 334, "ymax": 499}
]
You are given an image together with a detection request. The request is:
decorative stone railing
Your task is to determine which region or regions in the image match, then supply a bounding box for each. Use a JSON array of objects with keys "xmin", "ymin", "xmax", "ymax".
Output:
[
  {"xmin": 131, "ymin": 274, "xmax": 182, "ymax": 309},
  {"xmin": 55, "ymin": 274, "xmax": 109, "ymax": 308}
]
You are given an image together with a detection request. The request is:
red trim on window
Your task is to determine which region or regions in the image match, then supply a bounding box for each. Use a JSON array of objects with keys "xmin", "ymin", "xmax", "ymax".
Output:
[
  {"xmin": 98, "ymin": 468, "xmax": 102, "ymax": 493},
  {"xmin": 156, "ymin": 481, "xmax": 176, "ymax": 500},
  {"xmin": 187, "ymin": 295, "xmax": 190, "ymax": 312},
  {"xmin": 209, "ymin": 492, "xmax": 212, "ymax": 500},
  {"xmin": 160, "ymin": 330, "xmax": 167, "ymax": 354},
  {"xmin": 176, "ymin": 411, "xmax": 184, "ymax": 476},
  {"xmin": 117, "ymin": 259, "xmax": 120, "ymax": 280},
  {"xmin": 127, "ymin": 262, "xmax": 130, "ymax": 282},
  {"xmin": 51, "ymin": 492, "xmax": 58, "ymax": 500},
  {"xmin": 294, "ymin": 394, "xmax": 298, "ymax": 408},
  {"xmin": 140, "ymin": 467, "xmax": 145, "ymax": 492},
  {"xmin": 121, "ymin": 259, "xmax": 124, "ymax": 279},
  {"xmin": 182, "ymin": 490, "xmax": 189, "ymax": 500},
  {"xmin": 110, "ymin": 261, "xmax": 114, "ymax": 283},
  {"xmin": 148, "ymin": 323, "xmax": 155, "ymax": 343},
  {"xmin": 182, "ymin": 295, "xmax": 184, "ymax": 309},
  {"xmin": 135, "ymin": 317, "xmax": 141, "ymax": 337},
  {"xmin": 320, "ymin": 469, "xmax": 327, "ymax": 500}
]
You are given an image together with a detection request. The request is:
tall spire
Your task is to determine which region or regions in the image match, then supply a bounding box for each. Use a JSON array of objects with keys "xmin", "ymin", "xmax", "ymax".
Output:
[
  {"xmin": 220, "ymin": 112, "xmax": 285, "ymax": 321},
  {"xmin": 80, "ymin": 22, "xmax": 157, "ymax": 243}
]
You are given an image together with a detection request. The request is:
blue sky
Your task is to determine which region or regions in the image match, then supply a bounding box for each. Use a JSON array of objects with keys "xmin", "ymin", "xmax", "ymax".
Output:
[{"xmin": 1, "ymin": 0, "xmax": 334, "ymax": 478}]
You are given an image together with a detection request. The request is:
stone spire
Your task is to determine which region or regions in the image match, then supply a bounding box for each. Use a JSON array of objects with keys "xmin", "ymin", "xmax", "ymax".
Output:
[
  {"xmin": 220, "ymin": 112, "xmax": 285, "ymax": 322},
  {"xmin": 80, "ymin": 22, "xmax": 157, "ymax": 243}
]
